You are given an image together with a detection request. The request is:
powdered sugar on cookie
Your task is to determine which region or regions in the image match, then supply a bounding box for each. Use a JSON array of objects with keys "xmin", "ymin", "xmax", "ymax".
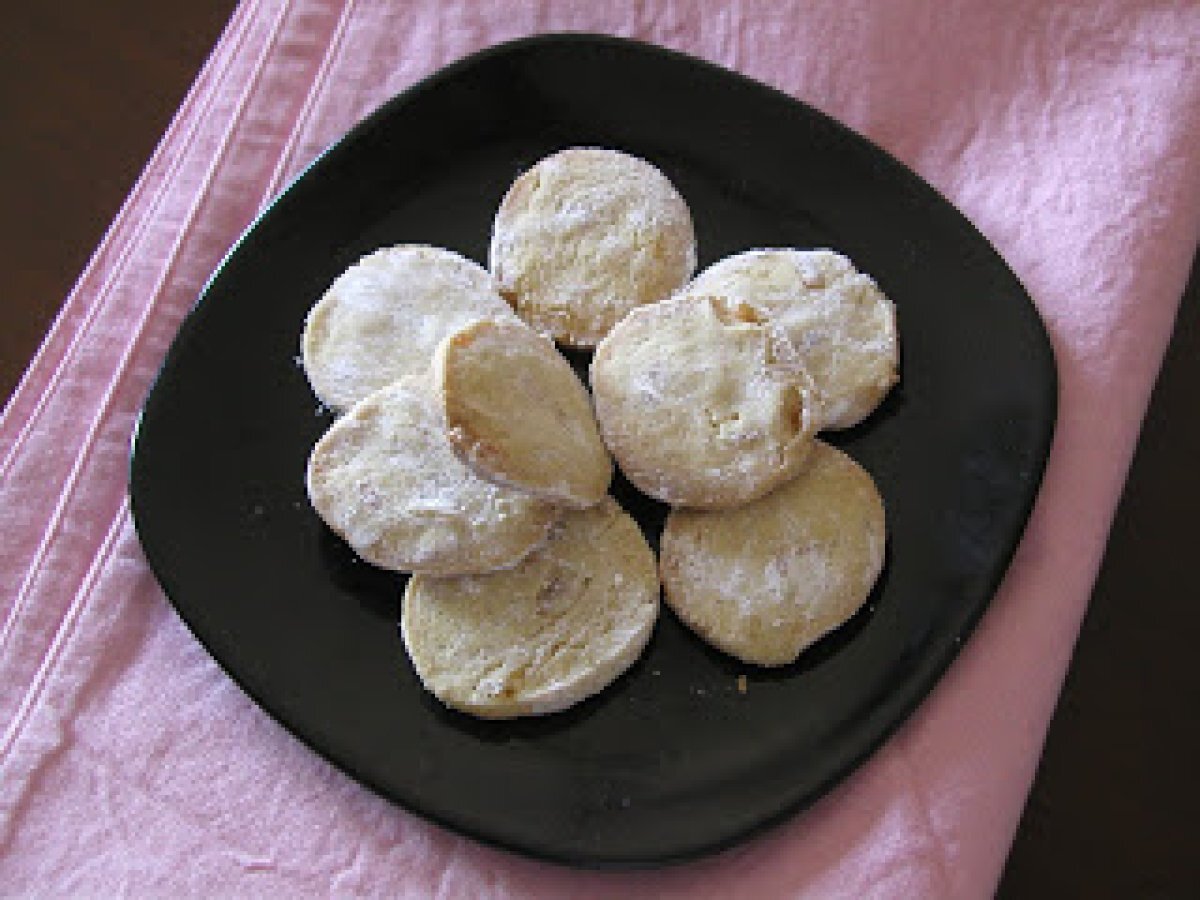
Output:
[{"xmin": 490, "ymin": 148, "xmax": 697, "ymax": 347}]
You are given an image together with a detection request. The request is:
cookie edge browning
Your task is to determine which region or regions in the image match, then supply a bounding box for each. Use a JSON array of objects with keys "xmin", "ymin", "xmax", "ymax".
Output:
[
  {"xmin": 304, "ymin": 383, "xmax": 558, "ymax": 577},
  {"xmin": 432, "ymin": 319, "xmax": 613, "ymax": 508},
  {"xmin": 659, "ymin": 441, "xmax": 886, "ymax": 666},
  {"xmin": 835, "ymin": 287, "xmax": 899, "ymax": 429},
  {"xmin": 590, "ymin": 294, "xmax": 820, "ymax": 508},
  {"xmin": 400, "ymin": 499, "xmax": 660, "ymax": 719}
]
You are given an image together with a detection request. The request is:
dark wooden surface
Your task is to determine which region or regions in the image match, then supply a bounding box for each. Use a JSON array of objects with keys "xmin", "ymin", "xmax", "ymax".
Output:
[
  {"xmin": 0, "ymin": 1, "xmax": 241, "ymax": 400},
  {"xmin": 2, "ymin": 3, "xmax": 1197, "ymax": 894},
  {"xmin": 997, "ymin": 257, "xmax": 1200, "ymax": 899}
]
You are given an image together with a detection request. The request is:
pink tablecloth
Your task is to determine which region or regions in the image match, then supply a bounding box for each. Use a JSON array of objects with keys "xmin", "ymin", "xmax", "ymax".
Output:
[{"xmin": 2, "ymin": 1, "xmax": 1198, "ymax": 895}]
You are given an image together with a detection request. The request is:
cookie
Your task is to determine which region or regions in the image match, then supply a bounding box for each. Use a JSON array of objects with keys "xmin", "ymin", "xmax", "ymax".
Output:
[
  {"xmin": 660, "ymin": 441, "xmax": 886, "ymax": 666},
  {"xmin": 489, "ymin": 147, "xmax": 697, "ymax": 348},
  {"xmin": 301, "ymin": 245, "xmax": 516, "ymax": 411},
  {"xmin": 305, "ymin": 381, "xmax": 557, "ymax": 576},
  {"xmin": 589, "ymin": 293, "xmax": 819, "ymax": 508},
  {"xmin": 434, "ymin": 319, "xmax": 612, "ymax": 507},
  {"xmin": 401, "ymin": 499, "xmax": 659, "ymax": 719},
  {"xmin": 684, "ymin": 249, "xmax": 898, "ymax": 429}
]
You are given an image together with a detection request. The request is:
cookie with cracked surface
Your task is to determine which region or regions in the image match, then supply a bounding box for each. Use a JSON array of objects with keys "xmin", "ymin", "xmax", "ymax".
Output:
[
  {"xmin": 305, "ymin": 381, "xmax": 557, "ymax": 576},
  {"xmin": 301, "ymin": 244, "xmax": 517, "ymax": 411},
  {"xmin": 590, "ymin": 293, "xmax": 819, "ymax": 508},
  {"xmin": 660, "ymin": 441, "xmax": 886, "ymax": 667},
  {"xmin": 489, "ymin": 147, "xmax": 697, "ymax": 347},
  {"xmin": 434, "ymin": 319, "xmax": 612, "ymax": 508},
  {"xmin": 684, "ymin": 248, "xmax": 898, "ymax": 429},
  {"xmin": 401, "ymin": 499, "xmax": 659, "ymax": 719}
]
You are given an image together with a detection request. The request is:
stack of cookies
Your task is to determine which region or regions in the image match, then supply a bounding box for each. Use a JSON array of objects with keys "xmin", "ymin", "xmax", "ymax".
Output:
[{"xmin": 301, "ymin": 148, "xmax": 898, "ymax": 719}]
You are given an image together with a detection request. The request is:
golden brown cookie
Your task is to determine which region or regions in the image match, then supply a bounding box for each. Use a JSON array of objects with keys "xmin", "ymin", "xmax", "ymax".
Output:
[
  {"xmin": 590, "ymin": 293, "xmax": 819, "ymax": 508},
  {"xmin": 301, "ymin": 245, "xmax": 516, "ymax": 411},
  {"xmin": 489, "ymin": 147, "xmax": 697, "ymax": 347},
  {"xmin": 434, "ymin": 319, "xmax": 612, "ymax": 507},
  {"xmin": 660, "ymin": 441, "xmax": 886, "ymax": 666},
  {"xmin": 684, "ymin": 248, "xmax": 898, "ymax": 429},
  {"xmin": 401, "ymin": 499, "xmax": 659, "ymax": 718},
  {"xmin": 305, "ymin": 381, "xmax": 557, "ymax": 576}
]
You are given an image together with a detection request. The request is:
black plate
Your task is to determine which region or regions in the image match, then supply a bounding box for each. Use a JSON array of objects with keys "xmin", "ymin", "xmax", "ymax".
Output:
[{"xmin": 129, "ymin": 34, "xmax": 1056, "ymax": 868}]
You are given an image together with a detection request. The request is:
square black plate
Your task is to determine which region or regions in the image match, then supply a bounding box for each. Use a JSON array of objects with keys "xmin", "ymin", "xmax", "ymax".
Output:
[{"xmin": 129, "ymin": 34, "xmax": 1056, "ymax": 868}]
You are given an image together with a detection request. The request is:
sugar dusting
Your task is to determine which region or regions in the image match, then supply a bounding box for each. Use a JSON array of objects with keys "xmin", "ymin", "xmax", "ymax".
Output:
[
  {"xmin": 684, "ymin": 248, "xmax": 897, "ymax": 428},
  {"xmin": 492, "ymin": 148, "xmax": 697, "ymax": 343},
  {"xmin": 310, "ymin": 383, "xmax": 551, "ymax": 572},
  {"xmin": 304, "ymin": 246, "xmax": 515, "ymax": 410}
]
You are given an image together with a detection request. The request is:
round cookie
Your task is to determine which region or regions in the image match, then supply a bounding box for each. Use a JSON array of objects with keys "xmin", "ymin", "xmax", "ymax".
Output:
[
  {"xmin": 305, "ymin": 381, "xmax": 557, "ymax": 576},
  {"xmin": 434, "ymin": 319, "xmax": 612, "ymax": 507},
  {"xmin": 660, "ymin": 441, "xmax": 886, "ymax": 667},
  {"xmin": 684, "ymin": 248, "xmax": 898, "ymax": 429},
  {"xmin": 489, "ymin": 147, "xmax": 697, "ymax": 348},
  {"xmin": 301, "ymin": 245, "xmax": 516, "ymax": 411},
  {"xmin": 401, "ymin": 499, "xmax": 659, "ymax": 719},
  {"xmin": 590, "ymin": 293, "xmax": 819, "ymax": 508}
]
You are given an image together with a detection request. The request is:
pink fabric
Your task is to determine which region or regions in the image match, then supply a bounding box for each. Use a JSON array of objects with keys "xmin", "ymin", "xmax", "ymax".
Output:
[{"xmin": 2, "ymin": 0, "xmax": 1198, "ymax": 894}]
